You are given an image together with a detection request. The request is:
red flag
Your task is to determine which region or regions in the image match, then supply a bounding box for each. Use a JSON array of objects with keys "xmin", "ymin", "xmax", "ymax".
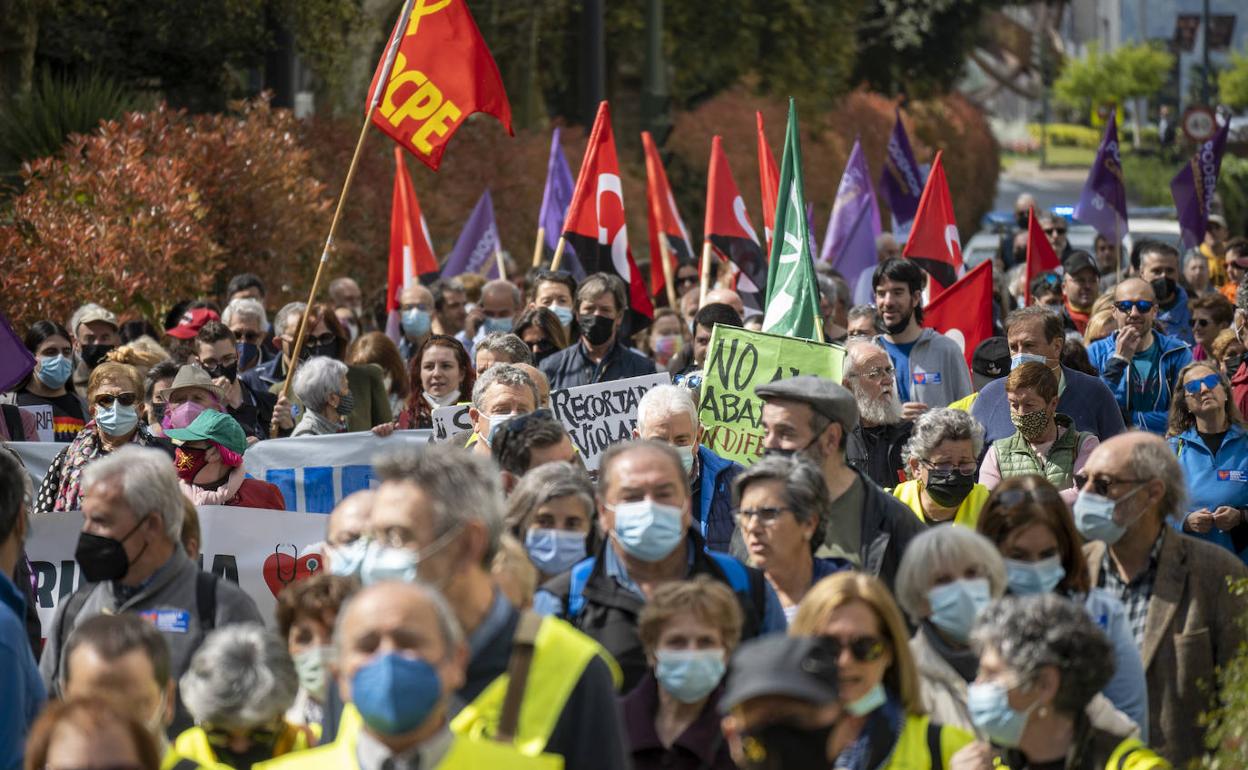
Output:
[
  {"xmin": 705, "ymin": 135, "xmax": 767, "ymax": 311},
  {"xmin": 1024, "ymin": 207, "xmax": 1061, "ymax": 305},
  {"xmin": 901, "ymin": 151, "xmax": 961, "ymax": 296},
  {"xmin": 756, "ymin": 111, "xmax": 780, "ymax": 259},
  {"xmin": 386, "ymin": 148, "xmax": 438, "ymax": 339},
  {"xmin": 367, "ymin": 0, "xmax": 512, "ymax": 171},
  {"xmin": 562, "ymin": 102, "xmax": 654, "ymax": 329},
  {"xmin": 923, "ymin": 260, "xmax": 993, "ymax": 368},
  {"xmin": 642, "ymin": 131, "xmax": 694, "ymax": 303}
]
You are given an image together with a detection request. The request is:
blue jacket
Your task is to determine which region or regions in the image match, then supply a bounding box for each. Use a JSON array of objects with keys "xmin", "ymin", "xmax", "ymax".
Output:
[
  {"xmin": 1156, "ymin": 286, "xmax": 1195, "ymax": 346},
  {"xmin": 0, "ymin": 571, "xmax": 45, "ymax": 770},
  {"xmin": 1081, "ymin": 588, "xmax": 1150, "ymax": 741},
  {"xmin": 539, "ymin": 338, "xmax": 657, "ymax": 391},
  {"xmin": 1168, "ymin": 424, "xmax": 1248, "ymax": 563},
  {"xmin": 1086, "ymin": 330, "xmax": 1192, "ymax": 433},
  {"xmin": 695, "ymin": 445, "xmax": 743, "ymax": 554},
  {"xmin": 971, "ymin": 365, "xmax": 1127, "ymax": 443}
]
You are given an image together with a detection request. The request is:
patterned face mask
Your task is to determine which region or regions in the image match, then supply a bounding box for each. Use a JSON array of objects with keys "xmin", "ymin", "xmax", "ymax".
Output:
[{"xmin": 1010, "ymin": 409, "xmax": 1049, "ymax": 441}]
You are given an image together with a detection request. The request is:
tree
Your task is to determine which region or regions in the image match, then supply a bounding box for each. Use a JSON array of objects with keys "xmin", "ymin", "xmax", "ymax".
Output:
[
  {"xmin": 1217, "ymin": 52, "xmax": 1248, "ymax": 109},
  {"xmin": 1054, "ymin": 41, "xmax": 1172, "ymax": 147}
]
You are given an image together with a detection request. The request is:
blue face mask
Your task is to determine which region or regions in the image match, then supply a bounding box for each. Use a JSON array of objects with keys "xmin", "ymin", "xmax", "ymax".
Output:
[
  {"xmin": 401, "ymin": 308, "xmax": 432, "ymax": 338},
  {"xmin": 1072, "ymin": 486, "xmax": 1143, "ymax": 545},
  {"xmin": 611, "ymin": 499, "xmax": 686, "ymax": 561},
  {"xmin": 352, "ymin": 653, "xmax": 442, "ymax": 736},
  {"xmin": 327, "ymin": 539, "xmax": 369, "ymax": 578},
  {"xmin": 675, "ymin": 444, "xmax": 696, "ymax": 476},
  {"xmin": 549, "ymin": 305, "xmax": 574, "ymax": 329},
  {"xmin": 654, "ymin": 649, "xmax": 726, "ymax": 703},
  {"xmin": 1004, "ymin": 556, "xmax": 1066, "ymax": 596},
  {"xmin": 524, "ymin": 528, "xmax": 587, "ymax": 575},
  {"xmin": 236, "ymin": 342, "xmax": 261, "ymax": 372},
  {"xmin": 483, "ymin": 315, "xmax": 514, "ymax": 334},
  {"xmin": 967, "ymin": 680, "xmax": 1038, "ymax": 748},
  {"xmin": 846, "ymin": 683, "xmax": 888, "ymax": 716},
  {"xmin": 927, "ymin": 577, "xmax": 992, "ymax": 643},
  {"xmin": 37, "ymin": 353, "xmax": 73, "ymax": 389},
  {"xmin": 94, "ymin": 403, "xmax": 139, "ymax": 437},
  {"xmin": 1010, "ymin": 353, "xmax": 1049, "ymax": 370}
]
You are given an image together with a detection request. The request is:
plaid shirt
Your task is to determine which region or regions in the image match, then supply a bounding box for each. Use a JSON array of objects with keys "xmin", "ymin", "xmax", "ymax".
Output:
[{"xmin": 1097, "ymin": 530, "xmax": 1166, "ymax": 650}]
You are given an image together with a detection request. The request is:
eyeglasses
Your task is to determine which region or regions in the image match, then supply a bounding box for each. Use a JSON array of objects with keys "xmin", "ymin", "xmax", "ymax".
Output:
[
  {"xmin": 823, "ymin": 634, "xmax": 887, "ymax": 663},
  {"xmin": 234, "ymin": 330, "xmax": 263, "ymax": 344},
  {"xmin": 1074, "ymin": 473, "xmax": 1146, "ymax": 497},
  {"xmin": 292, "ymin": 332, "xmax": 338, "ymax": 347},
  {"xmin": 204, "ymin": 723, "xmax": 282, "ymax": 749},
  {"xmin": 1113, "ymin": 300, "xmax": 1154, "ymax": 314},
  {"xmin": 735, "ymin": 506, "xmax": 793, "ymax": 525},
  {"xmin": 856, "ymin": 365, "xmax": 896, "ymax": 381},
  {"xmin": 922, "ymin": 460, "xmax": 978, "ymax": 476},
  {"xmin": 1183, "ymin": 373, "xmax": 1221, "ymax": 394},
  {"xmin": 93, "ymin": 392, "xmax": 138, "ymax": 408}
]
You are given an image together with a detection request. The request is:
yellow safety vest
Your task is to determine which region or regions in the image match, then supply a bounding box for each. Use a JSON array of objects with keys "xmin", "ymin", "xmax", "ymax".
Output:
[
  {"xmin": 992, "ymin": 735, "xmax": 1172, "ymax": 770},
  {"xmin": 882, "ymin": 715, "xmax": 972, "ymax": 770},
  {"xmin": 253, "ymin": 723, "xmax": 561, "ymax": 770},
  {"xmin": 892, "ymin": 479, "xmax": 990, "ymax": 530},
  {"xmin": 173, "ymin": 724, "xmax": 316, "ymax": 770},
  {"xmin": 160, "ymin": 749, "xmax": 209, "ymax": 770},
  {"xmin": 947, "ymin": 392, "xmax": 979, "ymax": 412}
]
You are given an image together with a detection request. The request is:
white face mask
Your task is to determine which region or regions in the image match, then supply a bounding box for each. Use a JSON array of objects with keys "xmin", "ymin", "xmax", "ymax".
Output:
[{"xmin": 422, "ymin": 389, "xmax": 460, "ymax": 409}]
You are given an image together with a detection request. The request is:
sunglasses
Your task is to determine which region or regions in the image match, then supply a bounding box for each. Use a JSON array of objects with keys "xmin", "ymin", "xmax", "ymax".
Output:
[
  {"xmin": 676, "ymin": 274, "xmax": 698, "ymax": 286},
  {"xmin": 1113, "ymin": 300, "xmax": 1154, "ymax": 314},
  {"xmin": 1073, "ymin": 473, "xmax": 1146, "ymax": 497},
  {"xmin": 93, "ymin": 393, "xmax": 138, "ymax": 408},
  {"xmin": 1183, "ymin": 373, "xmax": 1221, "ymax": 395},
  {"xmin": 823, "ymin": 634, "xmax": 887, "ymax": 663},
  {"xmin": 673, "ymin": 373, "xmax": 703, "ymax": 390},
  {"xmin": 1190, "ymin": 318, "xmax": 1213, "ymax": 328},
  {"xmin": 535, "ymin": 269, "xmax": 573, "ymax": 282},
  {"xmin": 234, "ymin": 330, "xmax": 263, "ymax": 344},
  {"xmin": 204, "ymin": 724, "xmax": 282, "ymax": 748},
  {"xmin": 1043, "ymin": 228, "xmax": 1067, "ymax": 236}
]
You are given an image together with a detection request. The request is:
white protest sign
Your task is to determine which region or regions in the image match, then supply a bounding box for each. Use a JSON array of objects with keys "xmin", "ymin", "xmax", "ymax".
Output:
[
  {"xmin": 548, "ymin": 372, "xmax": 671, "ymax": 473},
  {"xmin": 25, "ymin": 506, "xmax": 328, "ymax": 632},
  {"xmin": 19, "ymin": 405, "xmax": 55, "ymax": 443},
  {"xmin": 431, "ymin": 404, "xmax": 472, "ymax": 443}
]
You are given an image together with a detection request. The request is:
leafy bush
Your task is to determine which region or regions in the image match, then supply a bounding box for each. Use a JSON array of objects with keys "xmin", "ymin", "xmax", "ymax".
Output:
[
  {"xmin": 1026, "ymin": 123, "xmax": 1102, "ymax": 149},
  {"xmin": 1199, "ymin": 578, "xmax": 1248, "ymax": 769},
  {"xmin": 1218, "ymin": 157, "xmax": 1248, "ymax": 237},
  {"xmin": 1121, "ymin": 155, "xmax": 1176, "ymax": 208}
]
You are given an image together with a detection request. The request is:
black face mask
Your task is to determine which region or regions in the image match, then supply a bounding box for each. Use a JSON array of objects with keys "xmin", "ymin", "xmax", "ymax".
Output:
[
  {"xmin": 214, "ymin": 741, "xmax": 278, "ymax": 770},
  {"xmin": 737, "ymin": 722, "xmax": 834, "ymax": 770},
  {"xmin": 1015, "ymin": 211, "xmax": 1029, "ymax": 230},
  {"xmin": 302, "ymin": 341, "xmax": 339, "ymax": 361},
  {"xmin": 1225, "ymin": 352, "xmax": 1245, "ymax": 377},
  {"xmin": 924, "ymin": 469, "xmax": 976, "ymax": 509},
  {"xmin": 883, "ymin": 309, "xmax": 912, "ymax": 336},
  {"xmin": 74, "ymin": 516, "xmax": 149, "ymax": 583},
  {"xmin": 1150, "ymin": 277, "xmax": 1177, "ymax": 304},
  {"xmin": 207, "ymin": 362, "xmax": 239, "ymax": 383},
  {"xmin": 533, "ymin": 341, "xmax": 558, "ymax": 366},
  {"xmin": 150, "ymin": 402, "xmax": 167, "ymax": 425},
  {"xmin": 80, "ymin": 343, "xmax": 116, "ymax": 369},
  {"xmin": 579, "ymin": 314, "xmax": 615, "ymax": 346}
]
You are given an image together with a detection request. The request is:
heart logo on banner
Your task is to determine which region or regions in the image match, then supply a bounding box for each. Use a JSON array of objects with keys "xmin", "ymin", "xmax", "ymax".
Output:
[{"xmin": 262, "ymin": 548, "xmax": 323, "ymax": 597}]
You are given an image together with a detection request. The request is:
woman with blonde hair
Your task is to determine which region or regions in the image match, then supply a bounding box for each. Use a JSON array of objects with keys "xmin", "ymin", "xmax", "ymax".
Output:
[{"xmin": 790, "ymin": 571, "xmax": 972, "ymax": 769}]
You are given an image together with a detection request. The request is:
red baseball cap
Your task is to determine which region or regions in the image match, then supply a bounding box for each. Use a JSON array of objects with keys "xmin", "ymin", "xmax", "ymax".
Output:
[{"xmin": 166, "ymin": 308, "xmax": 221, "ymax": 340}]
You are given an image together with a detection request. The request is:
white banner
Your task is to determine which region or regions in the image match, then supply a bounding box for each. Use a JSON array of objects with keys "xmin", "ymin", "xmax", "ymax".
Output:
[
  {"xmin": 19, "ymin": 405, "xmax": 55, "ymax": 443},
  {"xmin": 548, "ymin": 372, "xmax": 671, "ymax": 472},
  {"xmin": 25, "ymin": 506, "xmax": 328, "ymax": 632},
  {"xmin": 11, "ymin": 440, "xmax": 63, "ymax": 490},
  {"xmin": 431, "ymin": 405, "xmax": 472, "ymax": 443}
]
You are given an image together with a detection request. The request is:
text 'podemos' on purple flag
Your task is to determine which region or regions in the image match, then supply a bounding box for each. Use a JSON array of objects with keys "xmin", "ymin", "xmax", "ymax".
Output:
[
  {"xmin": 1171, "ymin": 119, "xmax": 1230, "ymax": 250},
  {"xmin": 1073, "ymin": 112, "xmax": 1129, "ymax": 243}
]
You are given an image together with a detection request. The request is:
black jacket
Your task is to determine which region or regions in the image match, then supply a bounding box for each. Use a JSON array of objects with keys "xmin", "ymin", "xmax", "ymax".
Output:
[
  {"xmin": 846, "ymin": 421, "xmax": 913, "ymax": 489},
  {"xmin": 853, "ymin": 469, "xmax": 926, "ymax": 590},
  {"xmin": 539, "ymin": 338, "xmax": 657, "ymax": 390}
]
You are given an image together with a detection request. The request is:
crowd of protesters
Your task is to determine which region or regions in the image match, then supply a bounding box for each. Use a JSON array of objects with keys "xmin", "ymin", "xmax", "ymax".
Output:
[{"xmin": 2, "ymin": 206, "xmax": 1247, "ymax": 770}]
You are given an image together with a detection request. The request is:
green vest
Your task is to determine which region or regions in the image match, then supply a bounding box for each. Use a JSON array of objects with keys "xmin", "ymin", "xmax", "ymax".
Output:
[{"xmin": 993, "ymin": 414, "xmax": 1089, "ymax": 489}]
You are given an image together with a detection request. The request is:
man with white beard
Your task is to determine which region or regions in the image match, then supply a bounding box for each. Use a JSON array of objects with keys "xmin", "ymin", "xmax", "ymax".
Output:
[{"xmin": 843, "ymin": 342, "xmax": 913, "ymax": 488}]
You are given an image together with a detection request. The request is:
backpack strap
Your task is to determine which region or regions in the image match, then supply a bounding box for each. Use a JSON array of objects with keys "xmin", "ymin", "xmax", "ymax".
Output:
[
  {"xmin": 495, "ymin": 610, "xmax": 543, "ymax": 743},
  {"xmin": 926, "ymin": 722, "xmax": 944, "ymax": 770},
  {"xmin": 196, "ymin": 571, "xmax": 218, "ymax": 633},
  {"xmin": 566, "ymin": 558, "xmax": 596, "ymax": 619},
  {"xmin": 705, "ymin": 551, "xmax": 767, "ymax": 630},
  {"xmin": 2, "ymin": 404, "xmax": 25, "ymax": 442}
]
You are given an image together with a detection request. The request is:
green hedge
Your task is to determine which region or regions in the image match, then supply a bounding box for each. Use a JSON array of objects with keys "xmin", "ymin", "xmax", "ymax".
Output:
[{"xmin": 1026, "ymin": 122, "xmax": 1159, "ymax": 149}]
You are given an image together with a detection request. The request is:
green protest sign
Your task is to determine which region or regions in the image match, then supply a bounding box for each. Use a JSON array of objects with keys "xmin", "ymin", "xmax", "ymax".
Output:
[{"xmin": 698, "ymin": 324, "xmax": 845, "ymax": 466}]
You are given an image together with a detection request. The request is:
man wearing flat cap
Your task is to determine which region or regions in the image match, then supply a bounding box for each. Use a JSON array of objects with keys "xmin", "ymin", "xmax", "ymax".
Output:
[{"xmin": 756, "ymin": 376, "xmax": 922, "ymax": 589}]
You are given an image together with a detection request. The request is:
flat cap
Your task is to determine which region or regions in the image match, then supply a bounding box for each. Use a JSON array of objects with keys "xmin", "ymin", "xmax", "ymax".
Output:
[
  {"xmin": 719, "ymin": 635, "xmax": 840, "ymax": 713},
  {"xmin": 754, "ymin": 376, "xmax": 858, "ymax": 432}
]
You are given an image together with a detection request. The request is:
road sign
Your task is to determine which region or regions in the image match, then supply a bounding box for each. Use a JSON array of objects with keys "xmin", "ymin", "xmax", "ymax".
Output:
[{"xmin": 1182, "ymin": 106, "xmax": 1217, "ymax": 143}]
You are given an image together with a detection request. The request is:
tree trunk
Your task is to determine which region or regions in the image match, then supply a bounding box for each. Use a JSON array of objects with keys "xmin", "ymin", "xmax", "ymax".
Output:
[{"xmin": 0, "ymin": 0, "xmax": 38, "ymax": 99}]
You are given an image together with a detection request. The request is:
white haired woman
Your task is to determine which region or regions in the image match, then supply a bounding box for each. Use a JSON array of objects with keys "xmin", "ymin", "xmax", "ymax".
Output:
[
  {"xmin": 176, "ymin": 623, "xmax": 312, "ymax": 768},
  {"xmin": 290, "ymin": 357, "xmax": 351, "ymax": 436},
  {"xmin": 893, "ymin": 408, "xmax": 989, "ymax": 528}
]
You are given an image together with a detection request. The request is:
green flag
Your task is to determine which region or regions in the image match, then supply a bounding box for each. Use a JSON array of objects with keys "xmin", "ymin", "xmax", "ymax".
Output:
[{"xmin": 762, "ymin": 99, "xmax": 822, "ymax": 341}]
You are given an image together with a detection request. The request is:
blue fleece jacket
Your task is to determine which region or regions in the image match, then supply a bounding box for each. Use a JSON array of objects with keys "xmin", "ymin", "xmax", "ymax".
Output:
[
  {"xmin": 1086, "ymin": 330, "xmax": 1192, "ymax": 433},
  {"xmin": 1168, "ymin": 425, "xmax": 1248, "ymax": 563}
]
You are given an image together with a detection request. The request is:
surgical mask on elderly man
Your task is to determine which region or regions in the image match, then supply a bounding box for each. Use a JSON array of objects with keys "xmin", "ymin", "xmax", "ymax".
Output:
[{"xmin": 610, "ymin": 499, "xmax": 685, "ymax": 561}]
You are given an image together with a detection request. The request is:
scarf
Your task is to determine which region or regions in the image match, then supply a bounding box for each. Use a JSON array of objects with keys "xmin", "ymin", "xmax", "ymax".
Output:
[
  {"xmin": 54, "ymin": 422, "xmax": 159, "ymax": 511},
  {"xmin": 179, "ymin": 465, "xmax": 247, "ymax": 506}
]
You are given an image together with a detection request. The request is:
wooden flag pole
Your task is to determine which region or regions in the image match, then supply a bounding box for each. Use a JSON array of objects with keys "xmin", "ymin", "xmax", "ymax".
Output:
[
  {"xmin": 494, "ymin": 248, "xmax": 507, "ymax": 279},
  {"xmin": 658, "ymin": 235, "xmax": 679, "ymax": 309},
  {"xmin": 550, "ymin": 236, "xmax": 568, "ymax": 272},
  {"xmin": 698, "ymin": 241, "xmax": 714, "ymax": 303},
  {"xmin": 279, "ymin": 0, "xmax": 416, "ymax": 406},
  {"xmin": 532, "ymin": 226, "xmax": 545, "ymax": 268}
]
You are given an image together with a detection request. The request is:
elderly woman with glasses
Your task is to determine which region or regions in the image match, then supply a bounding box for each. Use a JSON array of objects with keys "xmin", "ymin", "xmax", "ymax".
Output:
[
  {"xmin": 176, "ymin": 624, "xmax": 312, "ymax": 769},
  {"xmin": 958, "ymin": 595, "xmax": 1168, "ymax": 770},
  {"xmin": 733, "ymin": 455, "xmax": 852, "ymax": 622},
  {"xmin": 1166, "ymin": 361, "xmax": 1248, "ymax": 563},
  {"xmin": 506, "ymin": 461, "xmax": 597, "ymax": 580},
  {"xmin": 893, "ymin": 408, "xmax": 990, "ymax": 528},
  {"xmin": 290, "ymin": 357, "xmax": 352, "ymax": 437},
  {"xmin": 35, "ymin": 361, "xmax": 164, "ymax": 512},
  {"xmin": 789, "ymin": 572, "xmax": 974, "ymax": 770}
]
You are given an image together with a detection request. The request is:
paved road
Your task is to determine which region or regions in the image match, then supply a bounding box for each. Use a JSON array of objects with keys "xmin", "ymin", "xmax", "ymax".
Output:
[{"xmin": 993, "ymin": 159, "xmax": 1095, "ymax": 213}]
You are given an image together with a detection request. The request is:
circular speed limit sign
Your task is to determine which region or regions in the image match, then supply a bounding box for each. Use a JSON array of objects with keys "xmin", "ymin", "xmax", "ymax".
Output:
[{"xmin": 1182, "ymin": 106, "xmax": 1217, "ymax": 143}]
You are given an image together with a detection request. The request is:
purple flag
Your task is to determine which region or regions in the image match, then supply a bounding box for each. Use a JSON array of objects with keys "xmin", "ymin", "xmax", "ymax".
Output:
[
  {"xmin": 1073, "ymin": 113, "xmax": 1129, "ymax": 243},
  {"xmin": 0, "ymin": 310, "xmax": 34, "ymax": 392},
  {"xmin": 1171, "ymin": 119, "xmax": 1230, "ymax": 250},
  {"xmin": 877, "ymin": 110, "xmax": 923, "ymax": 227},
  {"xmin": 442, "ymin": 189, "xmax": 501, "ymax": 279},
  {"xmin": 821, "ymin": 140, "xmax": 883, "ymax": 292},
  {"xmin": 537, "ymin": 128, "xmax": 585, "ymax": 281}
]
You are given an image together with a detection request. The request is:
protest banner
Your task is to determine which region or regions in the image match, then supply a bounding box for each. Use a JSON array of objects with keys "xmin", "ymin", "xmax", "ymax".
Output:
[
  {"xmin": 698, "ymin": 324, "xmax": 845, "ymax": 466},
  {"xmin": 11, "ymin": 440, "xmax": 64, "ymax": 490},
  {"xmin": 17, "ymin": 404, "xmax": 54, "ymax": 443},
  {"xmin": 548, "ymin": 372, "xmax": 671, "ymax": 474},
  {"xmin": 25, "ymin": 506, "xmax": 328, "ymax": 634},
  {"xmin": 431, "ymin": 404, "xmax": 473, "ymax": 442}
]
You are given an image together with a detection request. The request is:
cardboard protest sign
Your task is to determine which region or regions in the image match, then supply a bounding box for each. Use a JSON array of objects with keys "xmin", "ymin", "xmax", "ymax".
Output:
[
  {"xmin": 698, "ymin": 325, "xmax": 845, "ymax": 466},
  {"xmin": 431, "ymin": 404, "xmax": 472, "ymax": 442},
  {"xmin": 25, "ymin": 506, "xmax": 328, "ymax": 634},
  {"xmin": 549, "ymin": 372, "xmax": 671, "ymax": 474},
  {"xmin": 18, "ymin": 404, "xmax": 54, "ymax": 443}
]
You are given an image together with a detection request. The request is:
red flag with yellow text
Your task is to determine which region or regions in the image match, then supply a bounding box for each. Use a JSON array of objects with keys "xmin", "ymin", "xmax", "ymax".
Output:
[
  {"xmin": 642, "ymin": 131, "xmax": 694, "ymax": 304},
  {"xmin": 367, "ymin": 0, "xmax": 512, "ymax": 171}
]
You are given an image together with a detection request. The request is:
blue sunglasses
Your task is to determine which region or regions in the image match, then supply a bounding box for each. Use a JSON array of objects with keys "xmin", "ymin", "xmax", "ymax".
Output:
[
  {"xmin": 1183, "ymin": 373, "xmax": 1221, "ymax": 395},
  {"xmin": 1114, "ymin": 300, "xmax": 1154, "ymax": 314}
]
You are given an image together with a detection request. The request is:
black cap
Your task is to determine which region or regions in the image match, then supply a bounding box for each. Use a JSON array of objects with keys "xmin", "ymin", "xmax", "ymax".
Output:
[
  {"xmin": 971, "ymin": 336, "xmax": 1010, "ymax": 379},
  {"xmin": 719, "ymin": 635, "xmax": 840, "ymax": 713},
  {"xmin": 754, "ymin": 376, "xmax": 859, "ymax": 433},
  {"xmin": 1062, "ymin": 250, "xmax": 1099, "ymax": 277}
]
